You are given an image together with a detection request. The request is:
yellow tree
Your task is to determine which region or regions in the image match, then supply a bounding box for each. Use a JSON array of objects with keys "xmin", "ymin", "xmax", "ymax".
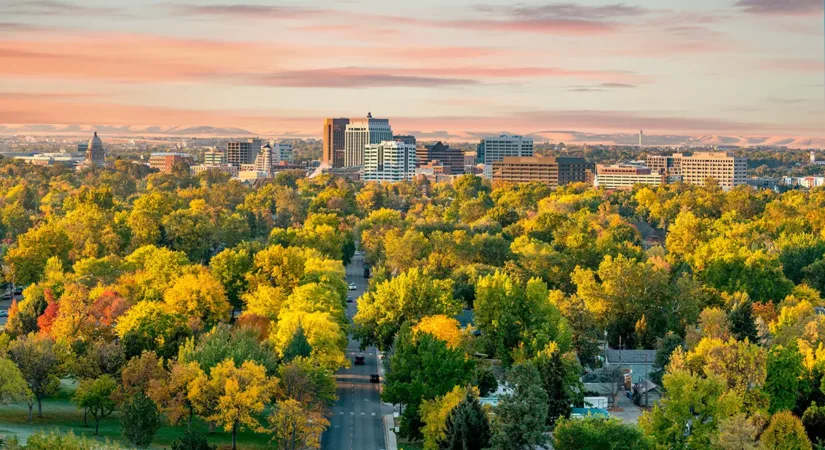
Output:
[
  {"xmin": 189, "ymin": 359, "xmax": 275, "ymax": 450},
  {"xmin": 163, "ymin": 267, "xmax": 230, "ymax": 329},
  {"xmin": 271, "ymin": 310, "xmax": 347, "ymax": 371},
  {"xmin": 50, "ymin": 283, "xmax": 93, "ymax": 342},
  {"xmin": 148, "ymin": 360, "xmax": 204, "ymax": 426},
  {"xmin": 242, "ymin": 285, "xmax": 287, "ymax": 320},
  {"xmin": 269, "ymin": 398, "xmax": 329, "ymax": 450},
  {"xmin": 413, "ymin": 315, "xmax": 464, "ymax": 350},
  {"xmin": 420, "ymin": 385, "xmax": 477, "ymax": 450}
]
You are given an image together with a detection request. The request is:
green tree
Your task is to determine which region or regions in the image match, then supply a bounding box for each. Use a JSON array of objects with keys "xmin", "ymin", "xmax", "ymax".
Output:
[
  {"xmin": 170, "ymin": 429, "xmax": 216, "ymax": 450},
  {"xmin": 120, "ymin": 392, "xmax": 162, "ymax": 448},
  {"xmin": 534, "ymin": 344, "xmax": 581, "ymax": 426},
  {"xmin": 383, "ymin": 326, "xmax": 475, "ymax": 439},
  {"xmin": 553, "ymin": 416, "xmax": 649, "ymax": 450},
  {"xmin": 73, "ymin": 375, "xmax": 117, "ymax": 435},
  {"xmin": 490, "ymin": 361, "xmax": 548, "ymax": 450},
  {"xmin": 439, "ymin": 390, "xmax": 491, "ymax": 450},
  {"xmin": 803, "ymin": 259, "xmax": 825, "ymax": 296},
  {"xmin": 474, "ymin": 366, "xmax": 498, "ymax": 398},
  {"xmin": 7, "ymin": 334, "xmax": 63, "ymax": 420},
  {"xmin": 182, "ymin": 325, "xmax": 278, "ymax": 375},
  {"xmin": 282, "ymin": 325, "xmax": 313, "ymax": 363},
  {"xmin": 5, "ymin": 223, "xmax": 72, "ymax": 285},
  {"xmin": 651, "ymin": 332, "xmax": 683, "ymax": 385},
  {"xmin": 766, "ymin": 344, "xmax": 805, "ymax": 413},
  {"xmin": 725, "ymin": 292, "xmax": 758, "ymax": 343},
  {"xmin": 760, "ymin": 410, "xmax": 812, "ymax": 450},
  {"xmin": 209, "ymin": 247, "xmax": 252, "ymax": 315},
  {"xmin": 474, "ymin": 272, "xmax": 568, "ymax": 364},
  {"xmin": 639, "ymin": 360, "xmax": 741, "ymax": 449},
  {"xmin": 354, "ymin": 268, "xmax": 459, "ymax": 350},
  {"xmin": 0, "ymin": 357, "xmax": 31, "ymax": 411},
  {"xmin": 802, "ymin": 402, "xmax": 825, "ymax": 447}
]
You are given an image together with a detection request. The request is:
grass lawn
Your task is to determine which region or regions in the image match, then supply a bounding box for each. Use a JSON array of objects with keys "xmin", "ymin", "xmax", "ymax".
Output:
[
  {"xmin": 397, "ymin": 439, "xmax": 424, "ymax": 450},
  {"xmin": 0, "ymin": 380, "xmax": 272, "ymax": 449}
]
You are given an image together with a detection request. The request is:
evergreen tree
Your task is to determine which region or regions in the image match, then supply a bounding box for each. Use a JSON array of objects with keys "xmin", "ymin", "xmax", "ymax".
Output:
[
  {"xmin": 490, "ymin": 361, "xmax": 548, "ymax": 450},
  {"xmin": 727, "ymin": 293, "xmax": 758, "ymax": 343},
  {"xmin": 440, "ymin": 391, "xmax": 491, "ymax": 450},
  {"xmin": 121, "ymin": 392, "xmax": 162, "ymax": 448},
  {"xmin": 534, "ymin": 348, "xmax": 578, "ymax": 426},
  {"xmin": 282, "ymin": 325, "xmax": 312, "ymax": 363}
]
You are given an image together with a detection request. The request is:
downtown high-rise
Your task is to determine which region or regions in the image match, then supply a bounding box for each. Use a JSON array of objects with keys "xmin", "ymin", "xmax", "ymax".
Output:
[
  {"xmin": 344, "ymin": 113, "xmax": 393, "ymax": 167},
  {"xmin": 323, "ymin": 118, "xmax": 349, "ymax": 168}
]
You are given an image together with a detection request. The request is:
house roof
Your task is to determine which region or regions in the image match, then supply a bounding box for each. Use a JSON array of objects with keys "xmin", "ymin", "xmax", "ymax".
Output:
[{"xmin": 606, "ymin": 349, "xmax": 656, "ymax": 365}]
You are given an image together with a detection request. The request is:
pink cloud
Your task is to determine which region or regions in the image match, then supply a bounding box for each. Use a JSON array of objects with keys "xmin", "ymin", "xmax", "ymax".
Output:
[{"xmin": 2, "ymin": 93, "xmax": 821, "ymax": 137}]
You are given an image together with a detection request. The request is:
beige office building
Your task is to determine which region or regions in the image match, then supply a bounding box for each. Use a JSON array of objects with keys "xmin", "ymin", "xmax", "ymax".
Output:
[
  {"xmin": 594, "ymin": 165, "xmax": 666, "ymax": 189},
  {"xmin": 674, "ymin": 152, "xmax": 746, "ymax": 189}
]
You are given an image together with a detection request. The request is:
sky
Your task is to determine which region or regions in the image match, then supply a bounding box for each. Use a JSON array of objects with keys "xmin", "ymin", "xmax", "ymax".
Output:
[{"xmin": 0, "ymin": 0, "xmax": 823, "ymax": 143}]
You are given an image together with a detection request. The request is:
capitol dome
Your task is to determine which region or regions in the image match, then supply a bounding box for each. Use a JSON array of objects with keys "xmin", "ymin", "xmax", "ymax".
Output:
[{"xmin": 86, "ymin": 131, "xmax": 105, "ymax": 164}]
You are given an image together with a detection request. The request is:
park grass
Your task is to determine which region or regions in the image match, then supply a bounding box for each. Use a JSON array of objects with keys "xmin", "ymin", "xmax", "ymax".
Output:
[
  {"xmin": 0, "ymin": 380, "xmax": 272, "ymax": 449},
  {"xmin": 397, "ymin": 439, "xmax": 424, "ymax": 450}
]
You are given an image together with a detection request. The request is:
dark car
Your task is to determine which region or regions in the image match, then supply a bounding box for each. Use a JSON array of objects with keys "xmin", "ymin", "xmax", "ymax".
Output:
[
  {"xmin": 354, "ymin": 356, "xmax": 365, "ymax": 365},
  {"xmin": 370, "ymin": 374, "xmax": 380, "ymax": 383}
]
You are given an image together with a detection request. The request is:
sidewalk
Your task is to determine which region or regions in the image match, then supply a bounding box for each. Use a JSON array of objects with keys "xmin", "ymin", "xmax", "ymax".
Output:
[{"xmin": 383, "ymin": 414, "xmax": 398, "ymax": 450}]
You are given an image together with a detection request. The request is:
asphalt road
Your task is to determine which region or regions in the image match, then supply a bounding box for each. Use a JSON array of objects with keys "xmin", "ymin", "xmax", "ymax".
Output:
[{"xmin": 321, "ymin": 253, "xmax": 387, "ymax": 450}]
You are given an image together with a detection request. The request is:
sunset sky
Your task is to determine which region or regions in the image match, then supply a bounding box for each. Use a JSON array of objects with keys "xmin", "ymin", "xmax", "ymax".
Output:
[{"xmin": 0, "ymin": 0, "xmax": 823, "ymax": 141}]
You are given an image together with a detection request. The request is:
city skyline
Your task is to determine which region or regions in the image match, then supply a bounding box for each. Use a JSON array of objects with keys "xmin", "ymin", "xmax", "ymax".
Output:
[{"xmin": 0, "ymin": 0, "xmax": 823, "ymax": 146}]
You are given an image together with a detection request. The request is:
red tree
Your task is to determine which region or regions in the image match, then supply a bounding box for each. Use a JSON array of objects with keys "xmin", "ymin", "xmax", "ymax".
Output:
[{"xmin": 37, "ymin": 300, "xmax": 59, "ymax": 336}]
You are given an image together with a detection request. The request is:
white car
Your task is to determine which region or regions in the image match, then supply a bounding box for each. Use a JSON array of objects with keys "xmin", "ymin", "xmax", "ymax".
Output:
[
  {"xmin": 0, "ymin": 310, "xmax": 8, "ymax": 317},
  {"xmin": 348, "ymin": 283, "xmax": 357, "ymax": 291}
]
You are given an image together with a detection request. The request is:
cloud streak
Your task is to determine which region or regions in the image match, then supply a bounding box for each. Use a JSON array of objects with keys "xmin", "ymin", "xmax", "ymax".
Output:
[{"xmin": 735, "ymin": 0, "xmax": 823, "ymax": 15}]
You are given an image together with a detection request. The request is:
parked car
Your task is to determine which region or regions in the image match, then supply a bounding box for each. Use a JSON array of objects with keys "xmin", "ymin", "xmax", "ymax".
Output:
[
  {"xmin": 0, "ymin": 310, "xmax": 8, "ymax": 317},
  {"xmin": 348, "ymin": 282, "xmax": 357, "ymax": 291},
  {"xmin": 370, "ymin": 374, "xmax": 380, "ymax": 383},
  {"xmin": 1, "ymin": 292, "xmax": 12, "ymax": 300},
  {"xmin": 354, "ymin": 356, "xmax": 365, "ymax": 365},
  {"xmin": 346, "ymin": 296, "xmax": 354, "ymax": 303}
]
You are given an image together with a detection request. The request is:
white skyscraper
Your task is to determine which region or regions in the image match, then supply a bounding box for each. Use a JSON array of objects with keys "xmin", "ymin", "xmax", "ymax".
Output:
[
  {"xmin": 363, "ymin": 141, "xmax": 416, "ymax": 182},
  {"xmin": 479, "ymin": 135, "xmax": 534, "ymax": 165},
  {"xmin": 344, "ymin": 113, "xmax": 393, "ymax": 167}
]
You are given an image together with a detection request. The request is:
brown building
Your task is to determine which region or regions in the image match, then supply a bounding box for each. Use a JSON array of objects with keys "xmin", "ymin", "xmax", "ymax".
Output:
[
  {"xmin": 149, "ymin": 152, "xmax": 194, "ymax": 173},
  {"xmin": 492, "ymin": 156, "xmax": 590, "ymax": 187},
  {"xmin": 323, "ymin": 118, "xmax": 349, "ymax": 168},
  {"xmin": 415, "ymin": 142, "xmax": 465, "ymax": 175}
]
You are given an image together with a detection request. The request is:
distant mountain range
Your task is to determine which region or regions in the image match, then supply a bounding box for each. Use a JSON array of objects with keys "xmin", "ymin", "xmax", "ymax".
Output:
[{"xmin": 0, "ymin": 124, "xmax": 822, "ymax": 149}]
